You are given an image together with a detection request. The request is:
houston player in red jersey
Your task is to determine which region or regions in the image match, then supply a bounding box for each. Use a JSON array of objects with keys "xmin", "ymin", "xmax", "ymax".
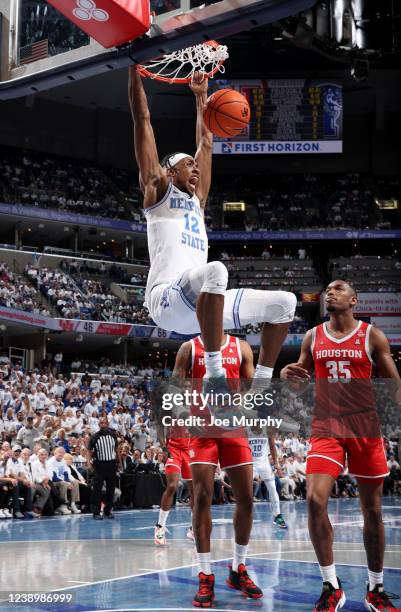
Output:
[
  {"xmin": 154, "ymin": 426, "xmax": 193, "ymax": 546},
  {"xmin": 172, "ymin": 333, "xmax": 263, "ymax": 608},
  {"xmin": 281, "ymin": 280, "xmax": 401, "ymax": 612}
]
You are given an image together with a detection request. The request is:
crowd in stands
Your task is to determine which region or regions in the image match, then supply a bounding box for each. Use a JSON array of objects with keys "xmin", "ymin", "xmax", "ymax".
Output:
[
  {"xmin": 59, "ymin": 260, "xmax": 147, "ymax": 286},
  {"xmin": 206, "ymin": 172, "xmax": 400, "ymax": 231},
  {"xmin": 0, "ymin": 147, "xmax": 134, "ymax": 220},
  {"xmin": 2, "ymin": 149, "xmax": 399, "ymax": 233},
  {"xmin": 0, "ymin": 357, "xmax": 399, "ymax": 519},
  {"xmin": 25, "ymin": 264, "xmax": 153, "ymax": 324},
  {"xmin": 330, "ymin": 256, "xmax": 401, "ymax": 292},
  {"xmin": 0, "ymin": 262, "xmax": 49, "ymax": 315}
]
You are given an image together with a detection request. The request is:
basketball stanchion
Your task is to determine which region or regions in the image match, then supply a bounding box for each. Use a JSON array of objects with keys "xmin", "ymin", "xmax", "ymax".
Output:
[{"xmin": 44, "ymin": 0, "xmax": 150, "ymax": 48}]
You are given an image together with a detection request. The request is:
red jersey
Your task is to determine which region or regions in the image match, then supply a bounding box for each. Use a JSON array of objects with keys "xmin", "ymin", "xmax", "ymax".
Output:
[
  {"xmin": 190, "ymin": 335, "xmax": 245, "ymax": 439},
  {"xmin": 167, "ymin": 335, "xmax": 242, "ymax": 449},
  {"xmin": 312, "ymin": 320, "xmax": 373, "ymax": 380},
  {"xmin": 311, "ymin": 320, "xmax": 377, "ymax": 435},
  {"xmin": 190, "ymin": 334, "xmax": 242, "ymax": 381}
]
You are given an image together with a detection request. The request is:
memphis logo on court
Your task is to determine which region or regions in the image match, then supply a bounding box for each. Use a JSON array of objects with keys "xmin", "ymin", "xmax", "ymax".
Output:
[{"xmin": 73, "ymin": 0, "xmax": 109, "ymax": 22}]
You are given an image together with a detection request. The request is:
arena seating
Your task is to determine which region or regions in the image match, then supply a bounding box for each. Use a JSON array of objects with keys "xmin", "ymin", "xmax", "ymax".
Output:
[
  {"xmin": 330, "ymin": 256, "xmax": 401, "ymax": 292},
  {"xmin": 0, "ymin": 261, "xmax": 49, "ymax": 314},
  {"xmin": 25, "ymin": 264, "xmax": 153, "ymax": 323},
  {"xmin": 2, "ymin": 148, "xmax": 399, "ymax": 231},
  {"xmin": 0, "ymin": 146, "xmax": 135, "ymax": 221},
  {"xmin": 206, "ymin": 173, "xmax": 399, "ymax": 231},
  {"xmin": 226, "ymin": 257, "xmax": 321, "ymax": 293}
]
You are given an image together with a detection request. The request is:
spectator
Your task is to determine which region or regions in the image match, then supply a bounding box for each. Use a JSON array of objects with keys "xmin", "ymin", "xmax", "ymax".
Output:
[
  {"xmin": 31, "ymin": 448, "xmax": 52, "ymax": 515},
  {"xmin": 48, "ymin": 447, "xmax": 73, "ymax": 515},
  {"xmin": 16, "ymin": 416, "xmax": 40, "ymax": 451}
]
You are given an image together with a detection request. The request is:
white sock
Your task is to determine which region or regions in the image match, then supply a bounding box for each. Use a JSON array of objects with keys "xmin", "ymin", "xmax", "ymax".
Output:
[
  {"xmin": 250, "ymin": 365, "xmax": 273, "ymax": 391},
  {"xmin": 157, "ymin": 509, "xmax": 169, "ymax": 528},
  {"xmin": 204, "ymin": 351, "xmax": 225, "ymax": 378},
  {"xmin": 319, "ymin": 564, "xmax": 339, "ymax": 589},
  {"xmin": 266, "ymin": 479, "xmax": 281, "ymax": 516},
  {"xmin": 197, "ymin": 552, "xmax": 212, "ymax": 575},
  {"xmin": 232, "ymin": 542, "xmax": 248, "ymax": 572},
  {"xmin": 368, "ymin": 569, "xmax": 383, "ymax": 591}
]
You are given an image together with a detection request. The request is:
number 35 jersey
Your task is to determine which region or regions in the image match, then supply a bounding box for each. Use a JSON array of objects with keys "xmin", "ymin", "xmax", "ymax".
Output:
[
  {"xmin": 144, "ymin": 182, "xmax": 208, "ymax": 306},
  {"xmin": 311, "ymin": 320, "xmax": 376, "ymax": 431}
]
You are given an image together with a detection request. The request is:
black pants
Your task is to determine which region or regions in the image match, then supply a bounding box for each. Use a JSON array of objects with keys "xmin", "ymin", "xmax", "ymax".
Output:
[
  {"xmin": 91, "ymin": 461, "xmax": 116, "ymax": 515},
  {"xmin": 12, "ymin": 483, "xmax": 33, "ymax": 513}
]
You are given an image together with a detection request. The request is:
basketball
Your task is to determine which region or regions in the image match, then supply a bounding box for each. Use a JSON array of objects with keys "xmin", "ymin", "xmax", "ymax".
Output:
[{"xmin": 203, "ymin": 88, "xmax": 250, "ymax": 138}]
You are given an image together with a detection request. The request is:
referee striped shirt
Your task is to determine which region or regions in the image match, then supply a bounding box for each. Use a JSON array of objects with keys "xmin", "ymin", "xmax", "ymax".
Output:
[{"xmin": 89, "ymin": 428, "xmax": 118, "ymax": 462}]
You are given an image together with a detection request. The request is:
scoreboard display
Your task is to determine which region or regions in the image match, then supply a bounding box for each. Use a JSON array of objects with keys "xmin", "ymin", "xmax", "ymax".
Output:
[{"xmin": 211, "ymin": 79, "xmax": 343, "ymax": 155}]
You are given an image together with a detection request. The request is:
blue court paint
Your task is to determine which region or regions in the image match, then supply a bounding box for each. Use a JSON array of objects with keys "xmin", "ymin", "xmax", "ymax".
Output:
[{"xmin": 0, "ymin": 499, "xmax": 399, "ymax": 611}]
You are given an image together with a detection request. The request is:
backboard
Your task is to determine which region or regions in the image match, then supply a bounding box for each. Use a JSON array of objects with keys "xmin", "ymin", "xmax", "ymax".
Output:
[{"xmin": 0, "ymin": 0, "xmax": 316, "ymax": 99}]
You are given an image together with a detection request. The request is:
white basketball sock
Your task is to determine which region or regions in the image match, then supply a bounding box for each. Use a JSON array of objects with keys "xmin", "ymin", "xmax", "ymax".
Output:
[
  {"xmin": 319, "ymin": 564, "xmax": 339, "ymax": 589},
  {"xmin": 250, "ymin": 365, "xmax": 273, "ymax": 391},
  {"xmin": 157, "ymin": 509, "xmax": 169, "ymax": 528},
  {"xmin": 204, "ymin": 351, "xmax": 225, "ymax": 378},
  {"xmin": 368, "ymin": 569, "xmax": 383, "ymax": 591},
  {"xmin": 232, "ymin": 542, "xmax": 248, "ymax": 572},
  {"xmin": 197, "ymin": 552, "xmax": 212, "ymax": 575}
]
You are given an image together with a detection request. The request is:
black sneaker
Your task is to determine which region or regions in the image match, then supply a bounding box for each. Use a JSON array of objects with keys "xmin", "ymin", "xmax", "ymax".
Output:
[
  {"xmin": 226, "ymin": 564, "xmax": 263, "ymax": 599},
  {"xmin": 104, "ymin": 512, "xmax": 114, "ymax": 519},
  {"xmin": 93, "ymin": 514, "xmax": 103, "ymax": 520},
  {"xmin": 314, "ymin": 579, "xmax": 346, "ymax": 611},
  {"xmin": 192, "ymin": 572, "xmax": 215, "ymax": 608}
]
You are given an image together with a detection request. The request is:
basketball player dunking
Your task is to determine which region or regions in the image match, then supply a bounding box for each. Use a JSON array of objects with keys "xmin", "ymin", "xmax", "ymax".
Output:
[
  {"xmin": 169, "ymin": 333, "xmax": 262, "ymax": 608},
  {"xmin": 281, "ymin": 280, "xmax": 401, "ymax": 612},
  {"xmin": 128, "ymin": 66, "xmax": 296, "ymax": 397}
]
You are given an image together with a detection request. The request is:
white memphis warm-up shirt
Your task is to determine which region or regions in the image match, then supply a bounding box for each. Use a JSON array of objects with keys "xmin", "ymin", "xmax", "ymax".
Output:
[
  {"xmin": 248, "ymin": 434, "xmax": 274, "ymax": 480},
  {"xmin": 144, "ymin": 182, "xmax": 208, "ymax": 305}
]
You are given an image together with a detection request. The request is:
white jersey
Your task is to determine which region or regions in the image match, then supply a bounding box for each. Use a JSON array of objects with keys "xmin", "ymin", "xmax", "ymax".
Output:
[
  {"xmin": 144, "ymin": 183, "xmax": 208, "ymax": 305},
  {"xmin": 248, "ymin": 436, "xmax": 269, "ymax": 467}
]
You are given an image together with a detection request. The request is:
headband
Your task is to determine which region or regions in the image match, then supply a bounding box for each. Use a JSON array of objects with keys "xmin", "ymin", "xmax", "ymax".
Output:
[{"xmin": 165, "ymin": 153, "xmax": 191, "ymax": 169}]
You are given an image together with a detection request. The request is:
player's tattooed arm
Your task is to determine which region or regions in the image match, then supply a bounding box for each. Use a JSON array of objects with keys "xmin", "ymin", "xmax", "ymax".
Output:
[
  {"xmin": 128, "ymin": 66, "xmax": 169, "ymax": 206},
  {"xmin": 370, "ymin": 326, "xmax": 401, "ymax": 407},
  {"xmin": 190, "ymin": 72, "xmax": 212, "ymax": 208},
  {"xmin": 170, "ymin": 341, "xmax": 192, "ymax": 386},
  {"xmin": 280, "ymin": 329, "xmax": 313, "ymax": 394}
]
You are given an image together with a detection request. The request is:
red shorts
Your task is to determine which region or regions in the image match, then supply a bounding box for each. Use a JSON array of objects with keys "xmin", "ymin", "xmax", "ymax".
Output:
[
  {"xmin": 189, "ymin": 437, "xmax": 252, "ymax": 470},
  {"xmin": 165, "ymin": 442, "xmax": 191, "ymax": 480},
  {"xmin": 306, "ymin": 436, "xmax": 389, "ymax": 480}
]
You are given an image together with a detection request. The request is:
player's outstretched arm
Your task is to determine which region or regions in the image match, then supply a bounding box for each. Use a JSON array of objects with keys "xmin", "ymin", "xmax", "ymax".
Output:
[
  {"xmin": 280, "ymin": 330, "xmax": 313, "ymax": 394},
  {"xmin": 190, "ymin": 72, "xmax": 213, "ymax": 207},
  {"xmin": 128, "ymin": 66, "xmax": 168, "ymax": 206},
  {"xmin": 370, "ymin": 326, "xmax": 401, "ymax": 407}
]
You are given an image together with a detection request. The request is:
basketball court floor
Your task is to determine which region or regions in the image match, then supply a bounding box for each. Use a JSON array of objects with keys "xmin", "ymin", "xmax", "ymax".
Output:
[{"xmin": 0, "ymin": 498, "xmax": 400, "ymax": 611}]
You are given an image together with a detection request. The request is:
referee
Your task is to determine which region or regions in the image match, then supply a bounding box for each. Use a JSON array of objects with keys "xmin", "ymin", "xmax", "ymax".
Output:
[{"xmin": 88, "ymin": 416, "xmax": 120, "ymax": 520}]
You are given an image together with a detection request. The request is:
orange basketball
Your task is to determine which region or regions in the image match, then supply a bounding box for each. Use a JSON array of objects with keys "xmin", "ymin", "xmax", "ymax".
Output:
[{"xmin": 204, "ymin": 88, "xmax": 250, "ymax": 138}]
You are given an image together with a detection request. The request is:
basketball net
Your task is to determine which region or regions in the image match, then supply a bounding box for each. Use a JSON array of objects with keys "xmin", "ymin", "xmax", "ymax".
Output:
[{"xmin": 137, "ymin": 40, "xmax": 228, "ymax": 84}]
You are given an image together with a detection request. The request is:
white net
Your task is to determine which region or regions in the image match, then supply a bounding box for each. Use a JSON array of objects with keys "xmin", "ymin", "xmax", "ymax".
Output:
[{"xmin": 138, "ymin": 41, "xmax": 229, "ymax": 83}]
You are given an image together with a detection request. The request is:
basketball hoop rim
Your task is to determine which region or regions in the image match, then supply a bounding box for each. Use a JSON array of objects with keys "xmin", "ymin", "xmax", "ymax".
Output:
[{"xmin": 137, "ymin": 40, "xmax": 227, "ymax": 85}]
